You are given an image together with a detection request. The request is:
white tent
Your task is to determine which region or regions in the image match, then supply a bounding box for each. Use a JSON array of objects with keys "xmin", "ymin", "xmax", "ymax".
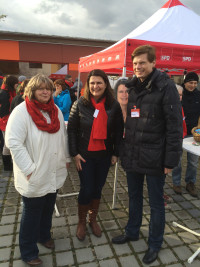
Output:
[
  {"xmin": 79, "ymin": 0, "xmax": 200, "ymax": 75},
  {"xmin": 49, "ymin": 65, "xmax": 68, "ymax": 79}
]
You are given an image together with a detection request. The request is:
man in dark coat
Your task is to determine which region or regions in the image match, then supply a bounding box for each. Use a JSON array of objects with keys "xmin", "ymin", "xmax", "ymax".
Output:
[
  {"xmin": 172, "ymin": 72, "xmax": 200, "ymax": 197},
  {"xmin": 112, "ymin": 45, "xmax": 183, "ymax": 264}
]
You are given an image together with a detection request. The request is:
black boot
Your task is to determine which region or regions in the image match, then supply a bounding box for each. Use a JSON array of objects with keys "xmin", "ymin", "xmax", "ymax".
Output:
[{"xmin": 2, "ymin": 155, "xmax": 13, "ymax": 171}]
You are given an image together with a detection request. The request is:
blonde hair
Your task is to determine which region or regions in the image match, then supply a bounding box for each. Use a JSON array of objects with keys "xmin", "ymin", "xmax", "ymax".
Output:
[{"xmin": 23, "ymin": 74, "xmax": 54, "ymax": 100}]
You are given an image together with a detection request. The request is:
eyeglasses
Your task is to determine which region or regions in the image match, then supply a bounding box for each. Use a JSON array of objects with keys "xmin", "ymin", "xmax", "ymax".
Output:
[
  {"xmin": 37, "ymin": 87, "xmax": 52, "ymax": 91},
  {"xmin": 118, "ymin": 90, "xmax": 129, "ymax": 94}
]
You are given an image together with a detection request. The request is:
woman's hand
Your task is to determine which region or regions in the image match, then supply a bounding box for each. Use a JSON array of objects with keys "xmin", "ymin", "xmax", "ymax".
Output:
[
  {"xmin": 74, "ymin": 154, "xmax": 86, "ymax": 171},
  {"xmin": 111, "ymin": 156, "xmax": 118, "ymax": 165},
  {"xmin": 164, "ymin": 168, "xmax": 172, "ymax": 174},
  {"xmin": 54, "ymin": 88, "xmax": 62, "ymax": 97},
  {"xmin": 27, "ymin": 173, "xmax": 32, "ymax": 180}
]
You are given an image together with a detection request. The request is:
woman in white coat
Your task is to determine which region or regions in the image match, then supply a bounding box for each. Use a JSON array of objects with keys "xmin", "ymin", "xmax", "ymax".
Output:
[{"xmin": 5, "ymin": 74, "xmax": 71, "ymax": 266}]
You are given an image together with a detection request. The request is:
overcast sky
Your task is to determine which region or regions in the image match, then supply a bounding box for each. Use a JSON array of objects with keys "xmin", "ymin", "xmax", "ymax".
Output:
[{"xmin": 0, "ymin": 0, "xmax": 199, "ymax": 41}]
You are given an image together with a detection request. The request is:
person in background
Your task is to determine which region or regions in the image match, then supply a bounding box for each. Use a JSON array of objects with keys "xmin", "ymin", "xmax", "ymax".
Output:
[
  {"xmin": 0, "ymin": 71, "xmax": 4, "ymax": 152},
  {"xmin": 112, "ymin": 45, "xmax": 182, "ymax": 265},
  {"xmin": 114, "ymin": 78, "xmax": 129, "ymax": 123},
  {"xmin": 0, "ymin": 75, "xmax": 18, "ymax": 171},
  {"xmin": 17, "ymin": 75, "xmax": 27, "ymax": 93},
  {"xmin": 5, "ymin": 74, "xmax": 71, "ymax": 266},
  {"xmin": 172, "ymin": 73, "xmax": 200, "ymax": 197},
  {"xmin": 65, "ymin": 74, "xmax": 76, "ymax": 105},
  {"xmin": 68, "ymin": 69, "xmax": 124, "ymax": 241},
  {"xmin": 0, "ymin": 70, "xmax": 4, "ymax": 87},
  {"xmin": 71, "ymin": 77, "xmax": 83, "ymax": 98},
  {"xmin": 53, "ymin": 79, "xmax": 71, "ymax": 121},
  {"xmin": 10, "ymin": 79, "xmax": 30, "ymax": 113}
]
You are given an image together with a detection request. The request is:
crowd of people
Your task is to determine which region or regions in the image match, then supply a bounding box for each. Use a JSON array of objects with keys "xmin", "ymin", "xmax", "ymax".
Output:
[{"xmin": 0, "ymin": 44, "xmax": 199, "ymax": 266}]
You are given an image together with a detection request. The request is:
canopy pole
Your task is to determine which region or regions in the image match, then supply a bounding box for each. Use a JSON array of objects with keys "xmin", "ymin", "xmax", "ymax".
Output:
[
  {"xmin": 77, "ymin": 62, "xmax": 81, "ymax": 99},
  {"xmin": 122, "ymin": 67, "xmax": 126, "ymax": 77}
]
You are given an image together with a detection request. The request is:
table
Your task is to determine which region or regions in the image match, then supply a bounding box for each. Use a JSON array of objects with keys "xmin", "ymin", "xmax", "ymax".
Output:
[
  {"xmin": 173, "ymin": 136, "xmax": 200, "ymax": 264},
  {"xmin": 182, "ymin": 136, "xmax": 200, "ymax": 156}
]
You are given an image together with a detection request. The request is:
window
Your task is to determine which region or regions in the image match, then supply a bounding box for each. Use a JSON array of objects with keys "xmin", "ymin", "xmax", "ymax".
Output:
[{"xmin": 29, "ymin": 63, "xmax": 42, "ymax": 68}]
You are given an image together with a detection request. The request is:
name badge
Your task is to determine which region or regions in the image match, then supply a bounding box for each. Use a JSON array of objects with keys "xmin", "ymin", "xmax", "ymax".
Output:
[
  {"xmin": 131, "ymin": 109, "xmax": 140, "ymax": 118},
  {"xmin": 93, "ymin": 109, "xmax": 99, "ymax": 118}
]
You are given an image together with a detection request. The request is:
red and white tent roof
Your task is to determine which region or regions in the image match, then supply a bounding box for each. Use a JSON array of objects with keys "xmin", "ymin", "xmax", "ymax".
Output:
[
  {"xmin": 79, "ymin": 0, "xmax": 200, "ymax": 74},
  {"xmin": 49, "ymin": 65, "xmax": 68, "ymax": 79}
]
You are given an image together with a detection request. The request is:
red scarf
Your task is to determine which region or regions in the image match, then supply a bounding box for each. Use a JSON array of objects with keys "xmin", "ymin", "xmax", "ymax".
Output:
[
  {"xmin": 88, "ymin": 97, "xmax": 108, "ymax": 151},
  {"xmin": 65, "ymin": 80, "xmax": 73, "ymax": 88},
  {"xmin": 25, "ymin": 97, "xmax": 60, "ymax": 133}
]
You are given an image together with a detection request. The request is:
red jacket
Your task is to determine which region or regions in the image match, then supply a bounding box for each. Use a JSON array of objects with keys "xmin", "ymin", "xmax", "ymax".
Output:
[{"xmin": 182, "ymin": 108, "xmax": 187, "ymax": 138}]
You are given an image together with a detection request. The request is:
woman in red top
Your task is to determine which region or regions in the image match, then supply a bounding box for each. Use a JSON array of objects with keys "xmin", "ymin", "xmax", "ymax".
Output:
[{"xmin": 0, "ymin": 75, "xmax": 18, "ymax": 171}]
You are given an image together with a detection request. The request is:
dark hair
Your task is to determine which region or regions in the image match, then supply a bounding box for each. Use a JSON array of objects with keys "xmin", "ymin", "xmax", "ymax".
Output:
[
  {"xmin": 54, "ymin": 79, "xmax": 66, "ymax": 91},
  {"xmin": 113, "ymin": 78, "xmax": 128, "ymax": 98},
  {"xmin": 83, "ymin": 69, "xmax": 114, "ymax": 106},
  {"xmin": 3, "ymin": 75, "xmax": 18, "ymax": 92},
  {"xmin": 65, "ymin": 74, "xmax": 72, "ymax": 80},
  {"xmin": 18, "ymin": 79, "xmax": 30, "ymax": 94},
  {"xmin": 131, "ymin": 45, "xmax": 156, "ymax": 62}
]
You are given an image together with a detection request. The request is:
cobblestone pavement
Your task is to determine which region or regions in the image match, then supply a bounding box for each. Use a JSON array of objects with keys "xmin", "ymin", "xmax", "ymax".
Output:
[{"xmin": 0, "ymin": 151, "xmax": 200, "ymax": 267}]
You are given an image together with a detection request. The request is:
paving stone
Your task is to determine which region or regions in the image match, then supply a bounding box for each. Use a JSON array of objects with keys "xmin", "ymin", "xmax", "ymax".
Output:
[
  {"xmin": 56, "ymin": 251, "xmax": 74, "ymax": 266},
  {"xmin": 178, "ymin": 232, "xmax": 199, "ymax": 243},
  {"xmin": 170, "ymin": 203, "xmax": 183, "ymax": 211},
  {"xmin": 13, "ymin": 245, "xmax": 21, "ymax": 259},
  {"xmin": 159, "ymin": 248, "xmax": 178, "ymax": 264},
  {"xmin": 55, "ymin": 238, "xmax": 71, "ymax": 251},
  {"xmin": 0, "ymin": 224, "xmax": 14, "ymax": 235},
  {"xmin": 72, "ymin": 236, "xmax": 90, "ymax": 248},
  {"xmin": 165, "ymin": 213, "xmax": 179, "ymax": 222},
  {"xmin": 131, "ymin": 239, "xmax": 147, "ymax": 252},
  {"xmin": 0, "ymin": 214, "xmax": 16, "ymax": 224},
  {"xmin": 90, "ymin": 233, "xmax": 108, "ymax": 246},
  {"xmin": 113, "ymin": 242, "xmax": 132, "ymax": 255},
  {"xmin": 12, "ymin": 260, "xmax": 28, "ymax": 267},
  {"xmin": 68, "ymin": 215, "xmax": 78, "ymax": 225},
  {"xmin": 188, "ymin": 208, "xmax": 200, "ymax": 217},
  {"xmin": 2, "ymin": 206, "xmax": 17, "ymax": 215},
  {"xmin": 0, "ymin": 247, "xmax": 11, "ymax": 261},
  {"xmin": 76, "ymin": 247, "xmax": 94, "ymax": 263},
  {"xmin": 94, "ymin": 244, "xmax": 113, "ymax": 260},
  {"xmin": 183, "ymin": 219, "xmax": 200, "ymax": 230},
  {"xmin": 173, "ymin": 246, "xmax": 194, "ymax": 261},
  {"xmin": 0, "ymin": 262, "xmax": 9, "ymax": 267},
  {"xmin": 79, "ymin": 263, "xmax": 98, "ymax": 267},
  {"xmin": 99, "ymin": 258, "xmax": 119, "ymax": 267},
  {"xmin": 0, "ymin": 235, "xmax": 13, "ymax": 247},
  {"xmin": 164, "ymin": 234, "xmax": 184, "ymax": 246},
  {"xmin": 52, "ymin": 226, "xmax": 69, "ymax": 239},
  {"xmin": 99, "ymin": 211, "xmax": 114, "ymax": 220},
  {"xmin": 167, "ymin": 264, "xmax": 185, "ymax": 267},
  {"xmin": 119, "ymin": 255, "xmax": 140, "ymax": 267},
  {"xmin": 117, "ymin": 218, "xmax": 127, "ymax": 228},
  {"xmin": 52, "ymin": 217, "xmax": 67, "ymax": 227},
  {"xmin": 191, "ymin": 199, "xmax": 200, "ymax": 208},
  {"xmin": 40, "ymin": 254, "xmax": 54, "ymax": 266},
  {"xmin": 102, "ymin": 220, "xmax": 118, "ymax": 230}
]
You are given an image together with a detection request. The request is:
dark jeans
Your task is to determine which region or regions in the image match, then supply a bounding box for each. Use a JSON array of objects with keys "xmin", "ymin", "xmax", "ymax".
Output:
[
  {"xmin": 125, "ymin": 171, "xmax": 165, "ymax": 251},
  {"xmin": 19, "ymin": 192, "xmax": 57, "ymax": 262},
  {"xmin": 78, "ymin": 155, "xmax": 111, "ymax": 205}
]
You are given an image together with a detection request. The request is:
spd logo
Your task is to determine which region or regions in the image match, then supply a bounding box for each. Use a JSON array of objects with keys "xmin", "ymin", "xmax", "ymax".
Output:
[
  {"xmin": 182, "ymin": 57, "xmax": 192, "ymax": 62},
  {"xmin": 161, "ymin": 55, "xmax": 170, "ymax": 61}
]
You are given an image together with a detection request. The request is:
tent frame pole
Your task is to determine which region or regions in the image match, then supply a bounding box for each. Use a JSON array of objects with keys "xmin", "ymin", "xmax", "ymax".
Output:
[{"xmin": 77, "ymin": 62, "xmax": 81, "ymax": 99}]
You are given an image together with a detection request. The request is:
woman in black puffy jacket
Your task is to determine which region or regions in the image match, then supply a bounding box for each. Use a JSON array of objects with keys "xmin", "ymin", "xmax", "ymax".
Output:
[{"xmin": 68, "ymin": 69, "xmax": 124, "ymax": 241}]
